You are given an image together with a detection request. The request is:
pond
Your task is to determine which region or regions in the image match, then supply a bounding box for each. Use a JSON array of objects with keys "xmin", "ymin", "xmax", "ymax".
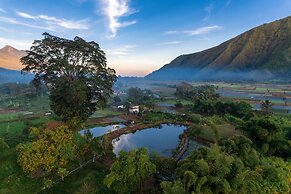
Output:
[
  {"xmin": 112, "ymin": 124, "xmax": 188, "ymax": 157},
  {"xmin": 80, "ymin": 124, "xmax": 126, "ymax": 137}
]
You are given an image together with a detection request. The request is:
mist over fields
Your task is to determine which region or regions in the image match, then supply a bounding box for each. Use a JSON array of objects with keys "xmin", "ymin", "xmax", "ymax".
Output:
[{"xmin": 145, "ymin": 67, "xmax": 279, "ymax": 81}]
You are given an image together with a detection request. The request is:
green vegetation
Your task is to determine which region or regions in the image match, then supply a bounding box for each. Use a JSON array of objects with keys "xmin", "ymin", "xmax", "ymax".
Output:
[
  {"xmin": 40, "ymin": 164, "xmax": 110, "ymax": 194},
  {"xmin": 161, "ymin": 136, "xmax": 291, "ymax": 194},
  {"xmin": 89, "ymin": 108, "xmax": 121, "ymax": 118},
  {"xmin": 16, "ymin": 126, "xmax": 74, "ymax": 177},
  {"xmin": 261, "ymin": 100, "xmax": 273, "ymax": 115},
  {"xmin": 104, "ymin": 148, "xmax": 156, "ymax": 194},
  {"xmin": 188, "ymin": 99, "xmax": 253, "ymax": 118},
  {"xmin": 21, "ymin": 33, "xmax": 117, "ymax": 128},
  {"xmin": 242, "ymin": 116, "xmax": 290, "ymax": 158},
  {"xmin": 0, "ymin": 33, "xmax": 290, "ymax": 193},
  {"xmin": 176, "ymin": 82, "xmax": 219, "ymax": 101}
]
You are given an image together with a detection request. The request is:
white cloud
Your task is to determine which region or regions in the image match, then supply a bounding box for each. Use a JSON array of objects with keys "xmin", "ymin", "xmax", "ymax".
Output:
[
  {"xmin": 16, "ymin": 11, "xmax": 89, "ymax": 30},
  {"xmin": 186, "ymin": 25, "xmax": 223, "ymax": 35},
  {"xmin": 0, "ymin": 8, "xmax": 6, "ymax": 13},
  {"xmin": 98, "ymin": 0, "xmax": 137, "ymax": 38},
  {"xmin": 0, "ymin": 37, "xmax": 32, "ymax": 50},
  {"xmin": 0, "ymin": 16, "xmax": 55, "ymax": 31},
  {"xmin": 156, "ymin": 41, "xmax": 182, "ymax": 46},
  {"xmin": 165, "ymin": 25, "xmax": 223, "ymax": 36},
  {"xmin": 17, "ymin": 12, "xmax": 38, "ymax": 19},
  {"xmin": 164, "ymin": 31, "xmax": 179, "ymax": 35},
  {"xmin": 106, "ymin": 45, "xmax": 136, "ymax": 57}
]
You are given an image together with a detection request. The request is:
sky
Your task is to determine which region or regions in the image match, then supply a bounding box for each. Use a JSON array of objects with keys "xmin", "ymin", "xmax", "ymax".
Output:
[{"xmin": 0, "ymin": 0, "xmax": 290, "ymax": 76}]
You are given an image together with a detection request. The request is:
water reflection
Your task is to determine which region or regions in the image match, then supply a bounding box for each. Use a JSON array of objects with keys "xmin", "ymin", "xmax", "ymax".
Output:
[
  {"xmin": 80, "ymin": 124, "xmax": 126, "ymax": 137},
  {"xmin": 113, "ymin": 124, "xmax": 187, "ymax": 157}
]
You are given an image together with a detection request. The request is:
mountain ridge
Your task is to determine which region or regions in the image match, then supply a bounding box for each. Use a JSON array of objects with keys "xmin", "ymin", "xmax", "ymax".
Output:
[{"xmin": 146, "ymin": 16, "xmax": 291, "ymax": 81}]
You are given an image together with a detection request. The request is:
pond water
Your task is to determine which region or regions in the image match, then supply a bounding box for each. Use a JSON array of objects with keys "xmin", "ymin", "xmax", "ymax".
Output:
[
  {"xmin": 112, "ymin": 124, "xmax": 187, "ymax": 157},
  {"xmin": 80, "ymin": 124, "xmax": 126, "ymax": 137}
]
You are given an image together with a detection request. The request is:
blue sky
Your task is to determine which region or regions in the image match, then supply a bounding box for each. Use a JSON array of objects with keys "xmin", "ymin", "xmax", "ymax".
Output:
[{"xmin": 0, "ymin": 0, "xmax": 290, "ymax": 76}]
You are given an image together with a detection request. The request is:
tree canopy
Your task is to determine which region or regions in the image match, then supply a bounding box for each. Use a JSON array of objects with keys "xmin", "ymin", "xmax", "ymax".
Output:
[
  {"xmin": 127, "ymin": 87, "xmax": 154, "ymax": 105},
  {"xmin": 104, "ymin": 148, "xmax": 156, "ymax": 194},
  {"xmin": 176, "ymin": 83, "xmax": 219, "ymax": 101},
  {"xmin": 16, "ymin": 125, "xmax": 75, "ymax": 177},
  {"xmin": 21, "ymin": 33, "xmax": 117, "ymax": 125}
]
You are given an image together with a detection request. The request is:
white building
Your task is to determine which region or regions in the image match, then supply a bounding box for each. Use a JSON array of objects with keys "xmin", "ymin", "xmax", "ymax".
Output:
[{"xmin": 129, "ymin": 106, "xmax": 139, "ymax": 114}]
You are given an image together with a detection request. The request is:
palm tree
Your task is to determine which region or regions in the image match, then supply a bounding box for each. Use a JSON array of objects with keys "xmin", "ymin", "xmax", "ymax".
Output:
[{"xmin": 261, "ymin": 100, "xmax": 273, "ymax": 115}]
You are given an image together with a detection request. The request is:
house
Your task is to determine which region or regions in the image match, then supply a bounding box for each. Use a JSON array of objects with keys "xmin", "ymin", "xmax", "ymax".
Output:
[
  {"xmin": 111, "ymin": 102, "xmax": 125, "ymax": 110},
  {"xmin": 44, "ymin": 112, "xmax": 52, "ymax": 116},
  {"xmin": 23, "ymin": 111, "xmax": 34, "ymax": 115},
  {"xmin": 129, "ymin": 106, "xmax": 139, "ymax": 114}
]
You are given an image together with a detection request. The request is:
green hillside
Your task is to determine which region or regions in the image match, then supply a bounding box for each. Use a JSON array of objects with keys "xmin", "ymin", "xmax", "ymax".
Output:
[{"xmin": 147, "ymin": 16, "xmax": 291, "ymax": 81}]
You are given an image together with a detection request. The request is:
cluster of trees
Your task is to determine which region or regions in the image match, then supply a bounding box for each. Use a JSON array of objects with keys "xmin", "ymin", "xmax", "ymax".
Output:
[
  {"xmin": 0, "ymin": 83, "xmax": 39, "ymax": 96},
  {"xmin": 21, "ymin": 33, "xmax": 117, "ymax": 129},
  {"xmin": 126, "ymin": 87, "xmax": 155, "ymax": 105},
  {"xmin": 160, "ymin": 136, "xmax": 290, "ymax": 194},
  {"xmin": 176, "ymin": 82, "xmax": 219, "ymax": 101},
  {"xmin": 241, "ymin": 117, "xmax": 290, "ymax": 158},
  {"xmin": 16, "ymin": 125, "xmax": 105, "ymax": 181},
  {"xmin": 104, "ymin": 148, "xmax": 156, "ymax": 194},
  {"xmin": 0, "ymin": 82, "xmax": 47, "ymax": 109},
  {"xmin": 188, "ymin": 100, "xmax": 253, "ymax": 118}
]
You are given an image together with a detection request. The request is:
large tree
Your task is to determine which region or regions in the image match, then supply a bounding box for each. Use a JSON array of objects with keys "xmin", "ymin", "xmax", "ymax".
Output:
[
  {"xmin": 21, "ymin": 33, "xmax": 117, "ymax": 125},
  {"xmin": 16, "ymin": 125, "xmax": 75, "ymax": 177}
]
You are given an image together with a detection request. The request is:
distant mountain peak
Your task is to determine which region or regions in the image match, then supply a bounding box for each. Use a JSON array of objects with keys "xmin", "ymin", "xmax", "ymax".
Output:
[
  {"xmin": 0, "ymin": 45, "xmax": 20, "ymax": 53},
  {"xmin": 0, "ymin": 45, "xmax": 26, "ymax": 70}
]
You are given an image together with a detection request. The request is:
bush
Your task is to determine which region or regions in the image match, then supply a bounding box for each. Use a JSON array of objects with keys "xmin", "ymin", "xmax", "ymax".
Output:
[
  {"xmin": 187, "ymin": 114, "xmax": 201, "ymax": 124},
  {"xmin": 224, "ymin": 114, "xmax": 244, "ymax": 126},
  {"xmin": 175, "ymin": 101, "xmax": 183, "ymax": 108}
]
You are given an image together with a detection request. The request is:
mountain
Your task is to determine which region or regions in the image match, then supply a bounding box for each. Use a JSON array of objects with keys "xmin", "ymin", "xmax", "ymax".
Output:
[
  {"xmin": 0, "ymin": 68, "xmax": 33, "ymax": 84},
  {"xmin": 0, "ymin": 45, "xmax": 26, "ymax": 70},
  {"xmin": 0, "ymin": 46, "xmax": 32, "ymax": 83},
  {"xmin": 146, "ymin": 16, "xmax": 291, "ymax": 81}
]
